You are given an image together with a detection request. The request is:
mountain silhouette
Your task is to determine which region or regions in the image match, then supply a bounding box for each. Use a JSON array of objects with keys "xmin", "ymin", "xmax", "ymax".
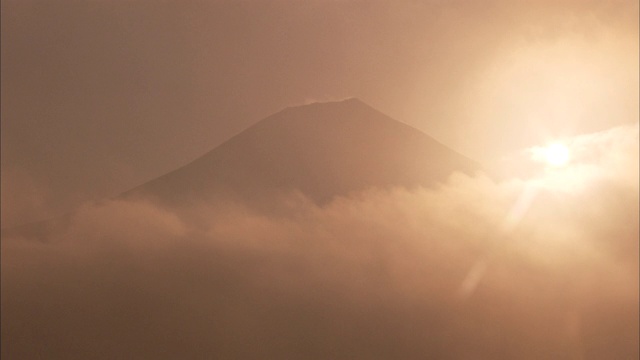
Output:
[
  {"xmin": 3, "ymin": 98, "xmax": 479, "ymax": 238},
  {"xmin": 122, "ymin": 98, "xmax": 479, "ymax": 208}
]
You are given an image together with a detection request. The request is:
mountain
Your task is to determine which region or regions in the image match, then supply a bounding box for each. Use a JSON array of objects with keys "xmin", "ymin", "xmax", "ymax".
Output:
[
  {"xmin": 122, "ymin": 98, "xmax": 478, "ymax": 208},
  {"xmin": 2, "ymin": 98, "xmax": 479, "ymax": 239}
]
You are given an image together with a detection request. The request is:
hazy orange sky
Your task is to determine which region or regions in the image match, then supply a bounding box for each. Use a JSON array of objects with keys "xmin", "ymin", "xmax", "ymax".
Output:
[
  {"xmin": 2, "ymin": 2, "xmax": 639, "ymax": 358},
  {"xmin": 2, "ymin": 0, "xmax": 638, "ymax": 226}
]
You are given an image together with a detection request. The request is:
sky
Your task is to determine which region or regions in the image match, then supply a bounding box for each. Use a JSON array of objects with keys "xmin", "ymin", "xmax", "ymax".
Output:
[
  {"xmin": 1, "ymin": 1, "xmax": 639, "ymax": 358},
  {"xmin": 2, "ymin": 0, "xmax": 638, "ymax": 227}
]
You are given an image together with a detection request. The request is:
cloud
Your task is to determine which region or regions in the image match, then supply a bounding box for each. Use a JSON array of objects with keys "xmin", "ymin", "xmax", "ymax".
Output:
[
  {"xmin": 298, "ymin": 95, "xmax": 357, "ymax": 106},
  {"xmin": 2, "ymin": 124, "xmax": 638, "ymax": 359}
]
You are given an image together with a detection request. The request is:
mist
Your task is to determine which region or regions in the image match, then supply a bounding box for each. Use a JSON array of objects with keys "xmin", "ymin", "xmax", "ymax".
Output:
[
  {"xmin": 3, "ymin": 0, "xmax": 637, "ymax": 227},
  {"xmin": 3, "ymin": 123, "xmax": 637, "ymax": 359}
]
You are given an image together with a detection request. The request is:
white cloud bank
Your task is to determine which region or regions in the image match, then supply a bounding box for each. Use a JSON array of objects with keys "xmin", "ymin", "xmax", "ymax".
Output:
[{"xmin": 2, "ymin": 123, "xmax": 638, "ymax": 359}]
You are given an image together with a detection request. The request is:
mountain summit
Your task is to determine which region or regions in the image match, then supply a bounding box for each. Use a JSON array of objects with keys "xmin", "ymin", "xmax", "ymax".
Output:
[
  {"xmin": 124, "ymin": 98, "xmax": 478, "ymax": 207},
  {"xmin": 2, "ymin": 98, "xmax": 479, "ymax": 238}
]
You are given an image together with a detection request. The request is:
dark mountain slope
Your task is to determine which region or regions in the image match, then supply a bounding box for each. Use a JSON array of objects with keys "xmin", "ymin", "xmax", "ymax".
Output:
[
  {"xmin": 2, "ymin": 98, "xmax": 479, "ymax": 239},
  {"xmin": 123, "ymin": 98, "xmax": 478, "ymax": 207}
]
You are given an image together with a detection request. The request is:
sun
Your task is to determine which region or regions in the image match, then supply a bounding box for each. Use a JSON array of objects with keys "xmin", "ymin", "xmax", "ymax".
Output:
[{"xmin": 544, "ymin": 143, "xmax": 570, "ymax": 167}]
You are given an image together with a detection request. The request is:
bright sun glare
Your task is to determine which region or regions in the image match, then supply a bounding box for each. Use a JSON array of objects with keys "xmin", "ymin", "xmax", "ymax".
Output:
[{"xmin": 544, "ymin": 143, "xmax": 570, "ymax": 167}]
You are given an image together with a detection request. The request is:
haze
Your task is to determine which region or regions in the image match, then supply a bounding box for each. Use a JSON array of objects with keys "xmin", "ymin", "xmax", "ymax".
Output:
[
  {"xmin": 2, "ymin": 0, "xmax": 637, "ymax": 226},
  {"xmin": 1, "ymin": 1, "xmax": 638, "ymax": 359}
]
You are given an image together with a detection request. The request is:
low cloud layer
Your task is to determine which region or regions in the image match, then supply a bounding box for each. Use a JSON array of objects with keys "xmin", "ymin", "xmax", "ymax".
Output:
[{"xmin": 2, "ymin": 124, "xmax": 638, "ymax": 359}]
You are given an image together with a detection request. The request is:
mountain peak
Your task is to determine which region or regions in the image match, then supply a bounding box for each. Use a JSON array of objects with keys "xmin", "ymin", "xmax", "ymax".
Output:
[{"xmin": 124, "ymin": 100, "xmax": 479, "ymax": 208}]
